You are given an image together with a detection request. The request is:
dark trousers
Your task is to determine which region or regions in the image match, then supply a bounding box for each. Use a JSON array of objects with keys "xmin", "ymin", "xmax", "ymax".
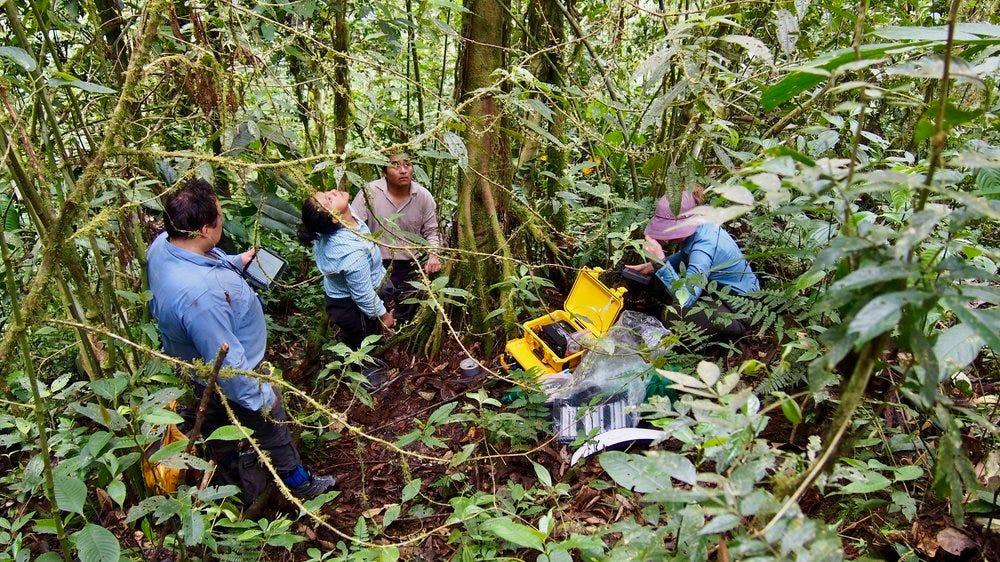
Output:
[
  {"xmin": 325, "ymin": 295, "xmax": 384, "ymax": 350},
  {"xmin": 193, "ymin": 383, "xmax": 300, "ymax": 502},
  {"xmin": 664, "ymin": 299, "xmax": 749, "ymax": 339},
  {"xmin": 383, "ymin": 259, "xmax": 419, "ymax": 322},
  {"xmin": 645, "ymin": 280, "xmax": 750, "ymax": 339},
  {"xmin": 325, "ymin": 275, "xmax": 398, "ymax": 350}
]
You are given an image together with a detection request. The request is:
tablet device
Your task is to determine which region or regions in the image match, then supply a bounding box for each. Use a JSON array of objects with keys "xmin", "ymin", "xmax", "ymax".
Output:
[
  {"xmin": 620, "ymin": 268, "xmax": 652, "ymax": 286},
  {"xmin": 243, "ymin": 247, "xmax": 286, "ymax": 290}
]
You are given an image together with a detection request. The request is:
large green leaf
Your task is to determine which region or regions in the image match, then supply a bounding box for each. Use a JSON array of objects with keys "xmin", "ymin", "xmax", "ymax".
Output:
[
  {"xmin": 975, "ymin": 168, "xmax": 1000, "ymax": 200},
  {"xmin": 54, "ymin": 475, "xmax": 87, "ymax": 515},
  {"xmin": 74, "ymin": 524, "xmax": 120, "ymax": 562},
  {"xmin": 872, "ymin": 23, "xmax": 1000, "ymax": 42},
  {"xmin": 762, "ymin": 28, "xmax": 1000, "ymax": 111},
  {"xmin": 0, "ymin": 46, "xmax": 36, "ymax": 71},
  {"xmin": 943, "ymin": 299, "xmax": 1000, "ymax": 354},
  {"xmin": 46, "ymin": 77, "xmax": 117, "ymax": 95},
  {"xmin": 206, "ymin": 425, "xmax": 253, "ymax": 441},
  {"xmin": 839, "ymin": 471, "xmax": 892, "ymax": 494},
  {"xmin": 600, "ymin": 450, "xmax": 696, "ymax": 492},
  {"xmin": 933, "ymin": 323, "xmax": 985, "ymax": 381},
  {"xmin": 484, "ymin": 517, "xmax": 546, "ymax": 552},
  {"xmin": 846, "ymin": 291, "xmax": 928, "ymax": 346},
  {"xmin": 762, "ymin": 43, "xmax": 918, "ymax": 110},
  {"xmin": 829, "ymin": 263, "xmax": 912, "ymax": 294}
]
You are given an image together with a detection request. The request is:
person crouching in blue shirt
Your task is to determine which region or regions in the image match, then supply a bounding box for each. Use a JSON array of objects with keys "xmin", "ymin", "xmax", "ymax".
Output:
[
  {"xmin": 147, "ymin": 178, "xmax": 334, "ymax": 501},
  {"xmin": 625, "ymin": 189, "xmax": 760, "ymax": 338},
  {"xmin": 298, "ymin": 190, "xmax": 395, "ymax": 352}
]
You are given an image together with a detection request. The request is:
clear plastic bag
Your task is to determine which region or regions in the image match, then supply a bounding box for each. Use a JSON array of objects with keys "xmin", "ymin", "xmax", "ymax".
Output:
[{"xmin": 547, "ymin": 311, "xmax": 670, "ymax": 442}]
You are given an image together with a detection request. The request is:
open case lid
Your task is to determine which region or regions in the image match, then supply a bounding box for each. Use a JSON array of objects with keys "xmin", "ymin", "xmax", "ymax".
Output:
[{"xmin": 564, "ymin": 267, "xmax": 626, "ymax": 336}]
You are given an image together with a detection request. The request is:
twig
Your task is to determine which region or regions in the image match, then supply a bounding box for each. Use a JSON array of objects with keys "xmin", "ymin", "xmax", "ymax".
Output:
[
  {"xmin": 915, "ymin": 0, "xmax": 962, "ymax": 212},
  {"xmin": 187, "ymin": 343, "xmax": 230, "ymax": 449}
]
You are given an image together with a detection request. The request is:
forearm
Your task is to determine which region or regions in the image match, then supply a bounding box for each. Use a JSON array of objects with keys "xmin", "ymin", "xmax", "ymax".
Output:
[{"xmin": 655, "ymin": 262, "xmax": 699, "ymax": 309}]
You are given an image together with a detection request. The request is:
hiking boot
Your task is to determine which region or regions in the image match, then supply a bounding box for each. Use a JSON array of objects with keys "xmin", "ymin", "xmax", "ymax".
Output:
[{"xmin": 290, "ymin": 473, "xmax": 336, "ymax": 500}]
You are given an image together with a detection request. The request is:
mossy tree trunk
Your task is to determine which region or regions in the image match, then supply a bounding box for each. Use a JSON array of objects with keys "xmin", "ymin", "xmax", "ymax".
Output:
[{"xmin": 452, "ymin": 0, "xmax": 516, "ymax": 351}]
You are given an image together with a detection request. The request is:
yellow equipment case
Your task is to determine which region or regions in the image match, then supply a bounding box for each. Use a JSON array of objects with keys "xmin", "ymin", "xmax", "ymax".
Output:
[{"xmin": 505, "ymin": 267, "xmax": 626, "ymax": 376}]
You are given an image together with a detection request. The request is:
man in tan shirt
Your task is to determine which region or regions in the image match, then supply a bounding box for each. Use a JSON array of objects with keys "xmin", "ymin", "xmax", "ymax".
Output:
[{"xmin": 352, "ymin": 152, "xmax": 442, "ymax": 320}]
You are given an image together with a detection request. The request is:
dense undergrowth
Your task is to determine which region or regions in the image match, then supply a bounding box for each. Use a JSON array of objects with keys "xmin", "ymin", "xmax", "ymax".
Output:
[{"xmin": 1, "ymin": 0, "xmax": 999, "ymax": 561}]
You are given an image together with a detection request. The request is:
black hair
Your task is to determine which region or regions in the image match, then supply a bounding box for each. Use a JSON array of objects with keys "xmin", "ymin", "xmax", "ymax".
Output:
[
  {"xmin": 163, "ymin": 178, "xmax": 219, "ymax": 240},
  {"xmin": 297, "ymin": 196, "xmax": 342, "ymax": 246},
  {"xmin": 382, "ymin": 151, "xmax": 411, "ymax": 175}
]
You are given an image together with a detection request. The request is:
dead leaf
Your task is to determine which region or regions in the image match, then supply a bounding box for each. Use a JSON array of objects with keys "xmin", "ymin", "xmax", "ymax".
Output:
[
  {"xmin": 913, "ymin": 521, "xmax": 939, "ymax": 557},
  {"xmin": 936, "ymin": 527, "xmax": 976, "ymax": 556}
]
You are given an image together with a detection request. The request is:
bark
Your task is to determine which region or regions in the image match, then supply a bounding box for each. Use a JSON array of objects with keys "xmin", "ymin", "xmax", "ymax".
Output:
[
  {"xmin": 332, "ymin": 0, "xmax": 350, "ymax": 161},
  {"xmin": 524, "ymin": 0, "xmax": 569, "ymax": 231},
  {"xmin": 453, "ymin": 0, "xmax": 516, "ymax": 349},
  {"xmin": 92, "ymin": 0, "xmax": 131, "ymax": 79}
]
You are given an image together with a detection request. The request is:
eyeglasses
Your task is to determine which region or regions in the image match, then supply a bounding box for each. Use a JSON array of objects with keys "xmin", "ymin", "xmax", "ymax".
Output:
[{"xmin": 388, "ymin": 159, "xmax": 412, "ymax": 169}]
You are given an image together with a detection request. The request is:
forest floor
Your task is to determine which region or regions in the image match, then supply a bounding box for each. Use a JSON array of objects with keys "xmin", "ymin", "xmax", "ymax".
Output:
[{"xmin": 252, "ymin": 304, "xmax": 1000, "ymax": 561}]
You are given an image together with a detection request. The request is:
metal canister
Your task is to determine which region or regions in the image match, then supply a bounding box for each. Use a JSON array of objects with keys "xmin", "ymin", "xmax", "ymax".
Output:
[{"xmin": 459, "ymin": 357, "xmax": 484, "ymax": 379}]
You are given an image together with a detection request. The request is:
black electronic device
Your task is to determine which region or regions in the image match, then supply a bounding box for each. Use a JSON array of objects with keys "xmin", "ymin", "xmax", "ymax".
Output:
[
  {"xmin": 620, "ymin": 268, "xmax": 652, "ymax": 285},
  {"xmin": 538, "ymin": 320, "xmax": 576, "ymax": 357},
  {"xmin": 243, "ymin": 247, "xmax": 286, "ymax": 290}
]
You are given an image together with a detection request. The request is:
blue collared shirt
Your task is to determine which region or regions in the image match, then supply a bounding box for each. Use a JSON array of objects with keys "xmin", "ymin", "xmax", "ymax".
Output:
[
  {"xmin": 147, "ymin": 232, "xmax": 275, "ymax": 412},
  {"xmin": 655, "ymin": 224, "xmax": 760, "ymax": 309},
  {"xmin": 313, "ymin": 215, "xmax": 388, "ymax": 318}
]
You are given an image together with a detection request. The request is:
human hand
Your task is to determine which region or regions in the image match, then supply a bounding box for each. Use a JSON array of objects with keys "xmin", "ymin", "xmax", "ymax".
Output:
[
  {"xmin": 424, "ymin": 254, "xmax": 442, "ymax": 274},
  {"xmin": 380, "ymin": 311, "xmax": 395, "ymax": 331},
  {"xmin": 240, "ymin": 248, "xmax": 259, "ymax": 268},
  {"xmin": 643, "ymin": 235, "xmax": 666, "ymax": 262},
  {"xmin": 624, "ymin": 262, "xmax": 655, "ymax": 276}
]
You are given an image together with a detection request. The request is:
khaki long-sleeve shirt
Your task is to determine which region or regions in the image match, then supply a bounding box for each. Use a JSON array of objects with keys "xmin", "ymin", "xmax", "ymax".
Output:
[{"xmin": 351, "ymin": 178, "xmax": 442, "ymax": 261}]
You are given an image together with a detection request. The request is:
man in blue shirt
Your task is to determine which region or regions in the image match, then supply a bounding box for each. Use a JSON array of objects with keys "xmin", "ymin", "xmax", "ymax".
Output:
[
  {"xmin": 626, "ymin": 189, "xmax": 760, "ymax": 338},
  {"xmin": 147, "ymin": 178, "xmax": 334, "ymax": 501}
]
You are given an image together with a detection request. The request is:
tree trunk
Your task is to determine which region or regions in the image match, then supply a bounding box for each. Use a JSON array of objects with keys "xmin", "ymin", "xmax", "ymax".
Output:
[
  {"xmin": 453, "ymin": 0, "xmax": 516, "ymax": 350},
  {"xmin": 525, "ymin": 0, "xmax": 568, "ymax": 230},
  {"xmin": 332, "ymin": 0, "xmax": 350, "ymax": 185}
]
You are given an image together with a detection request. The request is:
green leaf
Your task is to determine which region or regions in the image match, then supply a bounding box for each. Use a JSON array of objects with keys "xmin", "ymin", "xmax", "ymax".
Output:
[
  {"xmin": 914, "ymin": 103, "xmax": 985, "ymax": 145},
  {"xmin": 382, "ymin": 503, "xmax": 401, "ymax": 528},
  {"xmin": 142, "ymin": 407, "xmax": 184, "ymax": 425},
  {"xmin": 91, "ymin": 376, "xmax": 129, "ymax": 401},
  {"xmin": 943, "ymin": 300, "xmax": 1000, "ymax": 355},
  {"xmin": 147, "ymin": 438, "xmax": 189, "ymax": 464},
  {"xmin": 206, "ymin": 425, "xmax": 253, "ymax": 441},
  {"xmin": 699, "ymin": 513, "xmax": 741, "ymax": 535},
  {"xmin": 301, "ymin": 491, "xmax": 341, "ymax": 513},
  {"xmin": 974, "ymin": 168, "xmax": 1000, "ymax": 199},
  {"xmin": 443, "ymin": 131, "xmax": 468, "ymax": 169},
  {"xmin": 847, "ymin": 291, "xmax": 927, "ymax": 346},
  {"xmin": 46, "ymin": 78, "xmax": 117, "ymax": 94},
  {"xmin": 780, "ymin": 396, "xmax": 802, "ymax": 424},
  {"xmin": 485, "ymin": 517, "xmax": 546, "ymax": 552},
  {"xmin": 531, "ymin": 460, "xmax": 553, "ymax": 487},
  {"xmin": 0, "ymin": 46, "xmax": 36, "ymax": 71},
  {"xmin": 600, "ymin": 450, "xmax": 696, "ymax": 492},
  {"xmin": 401, "ymin": 478, "xmax": 421, "ymax": 503},
  {"xmin": 74, "ymin": 524, "xmax": 120, "ymax": 562},
  {"xmin": 126, "ymin": 496, "xmax": 169, "ymax": 524},
  {"xmin": 106, "ymin": 480, "xmax": 126, "ymax": 507},
  {"xmin": 762, "ymin": 44, "xmax": 903, "ymax": 110},
  {"xmin": 872, "ymin": 24, "xmax": 1000, "ymax": 41},
  {"xmin": 829, "ymin": 263, "xmax": 912, "ymax": 294},
  {"xmin": 933, "ymin": 323, "xmax": 985, "ymax": 381},
  {"xmin": 840, "ymin": 472, "xmax": 892, "ymax": 494},
  {"xmin": 893, "ymin": 465, "xmax": 923, "ymax": 482},
  {"xmin": 54, "ymin": 475, "xmax": 87, "ymax": 515}
]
